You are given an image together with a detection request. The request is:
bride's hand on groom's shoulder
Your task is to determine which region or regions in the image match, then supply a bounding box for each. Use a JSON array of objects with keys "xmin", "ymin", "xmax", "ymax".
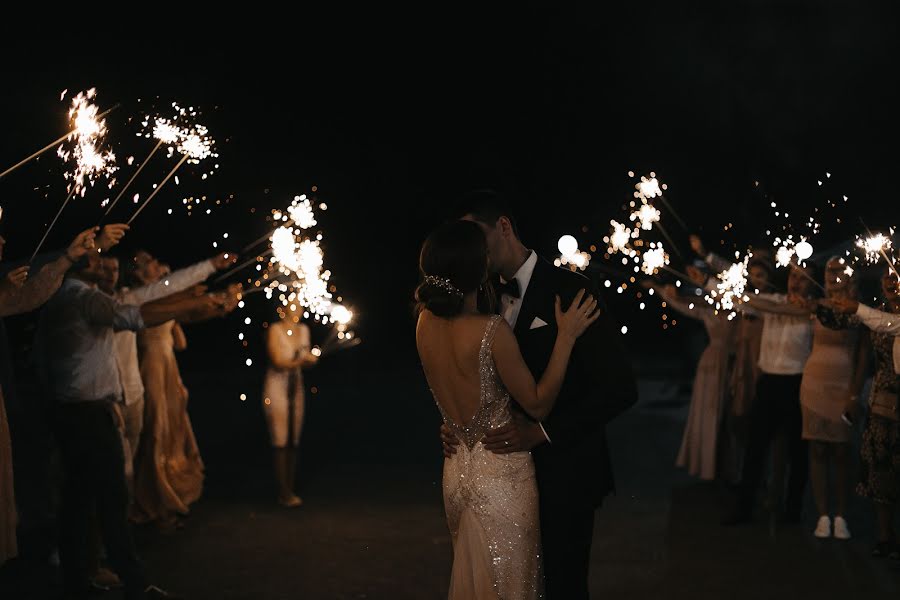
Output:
[{"xmin": 555, "ymin": 289, "xmax": 601, "ymax": 342}]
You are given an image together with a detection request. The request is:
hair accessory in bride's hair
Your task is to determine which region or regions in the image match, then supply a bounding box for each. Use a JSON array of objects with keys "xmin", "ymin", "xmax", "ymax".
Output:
[{"xmin": 424, "ymin": 274, "xmax": 463, "ymax": 298}]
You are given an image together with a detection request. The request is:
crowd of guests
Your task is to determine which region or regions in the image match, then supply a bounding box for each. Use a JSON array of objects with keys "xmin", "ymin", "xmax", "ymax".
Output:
[
  {"xmin": 647, "ymin": 233, "xmax": 900, "ymax": 559},
  {"xmin": 0, "ymin": 223, "xmax": 248, "ymax": 599}
]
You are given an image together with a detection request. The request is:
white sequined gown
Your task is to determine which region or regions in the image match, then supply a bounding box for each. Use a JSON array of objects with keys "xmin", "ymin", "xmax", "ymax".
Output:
[{"xmin": 434, "ymin": 315, "xmax": 543, "ymax": 600}]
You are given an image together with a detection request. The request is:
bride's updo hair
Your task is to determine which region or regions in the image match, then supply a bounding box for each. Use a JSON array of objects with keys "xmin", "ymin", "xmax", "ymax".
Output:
[{"xmin": 416, "ymin": 220, "xmax": 488, "ymax": 318}]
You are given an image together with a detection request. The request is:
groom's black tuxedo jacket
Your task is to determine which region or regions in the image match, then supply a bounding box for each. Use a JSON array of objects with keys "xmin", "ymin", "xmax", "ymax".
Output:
[{"xmin": 510, "ymin": 257, "xmax": 638, "ymax": 506}]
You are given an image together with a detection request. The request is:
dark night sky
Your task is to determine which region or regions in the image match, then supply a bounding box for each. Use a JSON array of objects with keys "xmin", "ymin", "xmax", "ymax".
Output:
[{"xmin": 1, "ymin": 3, "xmax": 898, "ymax": 368}]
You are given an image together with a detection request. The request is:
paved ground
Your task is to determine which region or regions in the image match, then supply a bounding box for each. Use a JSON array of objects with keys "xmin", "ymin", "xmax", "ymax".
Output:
[{"xmin": 2, "ymin": 358, "xmax": 900, "ymax": 599}]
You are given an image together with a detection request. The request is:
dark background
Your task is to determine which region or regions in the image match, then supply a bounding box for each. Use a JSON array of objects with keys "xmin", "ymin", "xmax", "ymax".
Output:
[
  {"xmin": 0, "ymin": 2, "xmax": 898, "ymax": 409},
  {"xmin": 3, "ymin": 4, "xmax": 900, "ymax": 597}
]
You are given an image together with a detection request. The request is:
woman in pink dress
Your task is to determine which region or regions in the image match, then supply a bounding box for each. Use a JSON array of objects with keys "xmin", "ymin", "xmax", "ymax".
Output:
[
  {"xmin": 801, "ymin": 258, "xmax": 867, "ymax": 540},
  {"xmin": 645, "ymin": 264, "xmax": 736, "ymax": 480},
  {"xmin": 129, "ymin": 254, "xmax": 205, "ymax": 530}
]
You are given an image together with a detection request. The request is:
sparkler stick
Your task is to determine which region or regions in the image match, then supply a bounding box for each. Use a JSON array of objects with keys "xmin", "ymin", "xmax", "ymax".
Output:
[
  {"xmin": 791, "ymin": 263, "xmax": 826, "ymax": 293},
  {"xmin": 214, "ymin": 249, "xmax": 274, "ymax": 283},
  {"xmin": 127, "ymin": 155, "xmax": 189, "ymax": 224},
  {"xmin": 239, "ymin": 285, "xmax": 271, "ymax": 297},
  {"xmin": 655, "ymin": 222, "xmax": 684, "ymax": 260},
  {"xmin": 241, "ymin": 220, "xmax": 295, "ymax": 254},
  {"xmin": 127, "ymin": 117, "xmax": 216, "ymax": 223},
  {"xmin": 320, "ymin": 336, "xmax": 361, "ymax": 357},
  {"xmin": 103, "ymin": 139, "xmax": 164, "ymax": 217},
  {"xmin": 658, "ymin": 196, "xmax": 688, "ymax": 231},
  {"xmin": 0, "ymin": 104, "xmax": 120, "ymax": 180},
  {"xmin": 32, "ymin": 92, "xmax": 118, "ymax": 259},
  {"xmin": 660, "ymin": 264, "xmax": 697, "ymax": 286},
  {"xmin": 31, "ymin": 187, "xmax": 78, "ymax": 260}
]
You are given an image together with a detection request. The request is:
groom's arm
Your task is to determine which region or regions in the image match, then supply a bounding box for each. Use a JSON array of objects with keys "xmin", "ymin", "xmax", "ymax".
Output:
[{"xmin": 540, "ymin": 281, "xmax": 638, "ymax": 449}]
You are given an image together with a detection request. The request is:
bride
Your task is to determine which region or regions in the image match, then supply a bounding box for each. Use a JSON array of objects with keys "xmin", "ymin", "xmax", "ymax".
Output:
[{"xmin": 415, "ymin": 220, "xmax": 598, "ymax": 599}]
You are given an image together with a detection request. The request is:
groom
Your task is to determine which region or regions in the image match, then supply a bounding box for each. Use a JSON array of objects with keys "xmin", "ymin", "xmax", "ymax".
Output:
[{"xmin": 441, "ymin": 190, "xmax": 638, "ymax": 599}]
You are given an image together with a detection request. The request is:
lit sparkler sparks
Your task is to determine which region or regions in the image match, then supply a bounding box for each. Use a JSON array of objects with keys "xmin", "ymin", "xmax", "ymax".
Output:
[
  {"xmin": 712, "ymin": 255, "xmax": 750, "ymax": 312},
  {"xmin": 127, "ymin": 114, "xmax": 217, "ymax": 224},
  {"xmin": 775, "ymin": 242, "xmax": 795, "ymax": 268},
  {"xmin": 607, "ymin": 220, "xmax": 635, "ymax": 254},
  {"xmin": 635, "ymin": 176, "xmax": 663, "ymax": 199},
  {"xmin": 631, "ymin": 202, "xmax": 661, "ymax": 231},
  {"xmin": 57, "ymin": 88, "xmax": 118, "ymax": 197},
  {"xmin": 32, "ymin": 90, "xmax": 118, "ymax": 259},
  {"xmin": 287, "ymin": 195, "xmax": 317, "ymax": 229},
  {"xmin": 640, "ymin": 243, "xmax": 668, "ymax": 275},
  {"xmin": 857, "ymin": 233, "xmax": 893, "ymax": 264}
]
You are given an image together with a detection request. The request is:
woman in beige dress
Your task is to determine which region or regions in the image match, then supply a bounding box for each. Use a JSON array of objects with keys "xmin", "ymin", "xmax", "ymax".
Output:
[
  {"xmin": 645, "ymin": 264, "xmax": 736, "ymax": 481},
  {"xmin": 801, "ymin": 258, "xmax": 867, "ymax": 540},
  {"xmin": 130, "ymin": 255, "xmax": 205, "ymax": 529}
]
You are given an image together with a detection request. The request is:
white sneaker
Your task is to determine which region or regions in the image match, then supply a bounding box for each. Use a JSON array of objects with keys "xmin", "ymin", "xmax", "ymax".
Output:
[
  {"xmin": 833, "ymin": 516, "xmax": 851, "ymax": 540},
  {"xmin": 813, "ymin": 515, "xmax": 831, "ymax": 538}
]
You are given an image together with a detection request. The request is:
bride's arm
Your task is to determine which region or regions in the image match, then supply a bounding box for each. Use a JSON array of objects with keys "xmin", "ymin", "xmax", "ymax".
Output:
[
  {"xmin": 493, "ymin": 292, "xmax": 599, "ymax": 421},
  {"xmin": 492, "ymin": 321, "xmax": 573, "ymax": 421}
]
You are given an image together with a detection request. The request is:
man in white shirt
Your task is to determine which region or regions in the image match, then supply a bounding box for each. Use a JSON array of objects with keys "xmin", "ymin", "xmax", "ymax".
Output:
[
  {"xmin": 726, "ymin": 265, "xmax": 816, "ymax": 525},
  {"xmin": 96, "ymin": 251, "xmax": 237, "ymax": 469}
]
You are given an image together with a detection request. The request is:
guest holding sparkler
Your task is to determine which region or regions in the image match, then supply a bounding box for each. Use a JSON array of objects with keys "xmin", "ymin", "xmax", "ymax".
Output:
[
  {"xmin": 33, "ymin": 230, "xmax": 198, "ymax": 599},
  {"xmin": 96, "ymin": 251, "xmax": 238, "ymax": 479},
  {"xmin": 127, "ymin": 251, "xmax": 239, "ymax": 530},
  {"xmin": 725, "ymin": 263, "xmax": 817, "ymax": 526},
  {"xmin": 0, "ymin": 226, "xmax": 98, "ymax": 568},
  {"xmin": 689, "ymin": 236, "xmax": 775, "ymax": 440},
  {"xmin": 829, "ymin": 268, "xmax": 900, "ymax": 558},
  {"xmin": 263, "ymin": 305, "xmax": 318, "ymax": 507},
  {"xmin": 799, "ymin": 258, "xmax": 867, "ymax": 540},
  {"xmin": 643, "ymin": 263, "xmax": 736, "ymax": 481}
]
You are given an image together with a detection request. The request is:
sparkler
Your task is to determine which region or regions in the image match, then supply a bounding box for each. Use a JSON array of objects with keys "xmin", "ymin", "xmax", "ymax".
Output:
[
  {"xmin": 607, "ymin": 220, "xmax": 636, "ymax": 255},
  {"xmin": 0, "ymin": 101, "xmax": 120, "ymax": 180},
  {"xmin": 857, "ymin": 233, "xmax": 893, "ymax": 265},
  {"xmin": 629, "ymin": 173, "xmax": 684, "ymax": 258},
  {"xmin": 32, "ymin": 90, "xmax": 118, "ymax": 259},
  {"xmin": 776, "ymin": 244, "xmax": 795, "ymax": 268},
  {"xmin": 857, "ymin": 219, "xmax": 899, "ymax": 278},
  {"xmin": 103, "ymin": 117, "xmax": 183, "ymax": 217},
  {"xmin": 213, "ymin": 249, "xmax": 274, "ymax": 283},
  {"xmin": 634, "ymin": 173, "xmax": 687, "ymax": 231},
  {"xmin": 631, "ymin": 202, "xmax": 661, "ymax": 231},
  {"xmin": 233, "ymin": 193, "xmax": 358, "ymax": 372},
  {"xmin": 56, "ymin": 89, "xmax": 118, "ymax": 197},
  {"xmin": 711, "ymin": 255, "xmax": 750, "ymax": 312},
  {"xmin": 127, "ymin": 125, "xmax": 217, "ymax": 224},
  {"xmin": 640, "ymin": 243, "xmax": 668, "ymax": 275},
  {"xmin": 241, "ymin": 196, "xmax": 320, "ymax": 254}
]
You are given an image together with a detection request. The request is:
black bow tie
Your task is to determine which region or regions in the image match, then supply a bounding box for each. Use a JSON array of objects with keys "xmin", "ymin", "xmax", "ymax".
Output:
[{"xmin": 497, "ymin": 278, "xmax": 521, "ymax": 299}]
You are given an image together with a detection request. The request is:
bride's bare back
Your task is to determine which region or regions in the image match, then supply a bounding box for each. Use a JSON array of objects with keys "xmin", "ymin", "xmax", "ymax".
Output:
[{"xmin": 416, "ymin": 311, "xmax": 496, "ymax": 426}]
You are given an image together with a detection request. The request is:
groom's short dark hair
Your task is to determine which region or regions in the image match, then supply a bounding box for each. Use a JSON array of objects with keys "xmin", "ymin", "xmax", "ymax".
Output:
[{"xmin": 455, "ymin": 189, "xmax": 520, "ymax": 240}]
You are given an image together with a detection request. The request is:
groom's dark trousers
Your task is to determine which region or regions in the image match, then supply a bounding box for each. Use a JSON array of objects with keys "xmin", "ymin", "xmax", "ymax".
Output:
[{"xmin": 512, "ymin": 258, "xmax": 637, "ymax": 599}]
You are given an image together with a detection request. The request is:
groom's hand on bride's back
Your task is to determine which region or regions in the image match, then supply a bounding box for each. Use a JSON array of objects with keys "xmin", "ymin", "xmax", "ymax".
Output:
[
  {"xmin": 440, "ymin": 424, "xmax": 459, "ymax": 458},
  {"xmin": 483, "ymin": 413, "xmax": 546, "ymax": 454}
]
